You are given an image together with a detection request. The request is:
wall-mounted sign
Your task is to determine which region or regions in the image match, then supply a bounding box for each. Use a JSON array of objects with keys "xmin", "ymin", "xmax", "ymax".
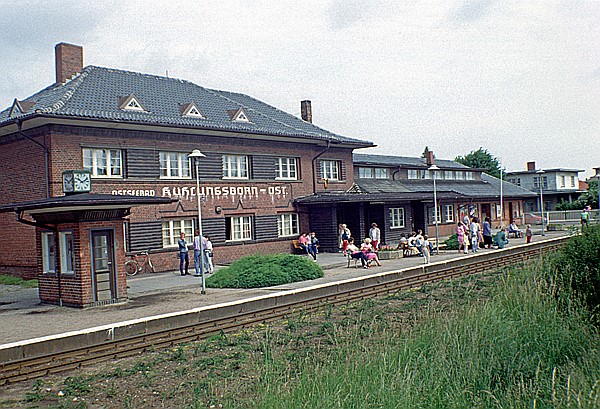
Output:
[{"xmin": 112, "ymin": 184, "xmax": 290, "ymax": 201}]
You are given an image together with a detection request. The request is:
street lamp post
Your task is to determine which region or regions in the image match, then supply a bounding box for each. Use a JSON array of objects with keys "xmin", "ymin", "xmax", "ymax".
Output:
[
  {"xmin": 499, "ymin": 165, "xmax": 504, "ymax": 228},
  {"xmin": 429, "ymin": 164, "xmax": 440, "ymax": 254},
  {"xmin": 536, "ymin": 169, "xmax": 546, "ymax": 236},
  {"xmin": 189, "ymin": 149, "xmax": 207, "ymax": 294}
]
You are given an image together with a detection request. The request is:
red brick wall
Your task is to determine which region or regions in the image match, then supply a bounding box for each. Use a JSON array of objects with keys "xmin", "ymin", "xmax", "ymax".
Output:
[
  {"xmin": 0, "ymin": 134, "xmax": 49, "ymax": 279},
  {"xmin": 0, "ymin": 125, "xmax": 357, "ymax": 274},
  {"xmin": 37, "ymin": 220, "xmax": 127, "ymax": 307}
]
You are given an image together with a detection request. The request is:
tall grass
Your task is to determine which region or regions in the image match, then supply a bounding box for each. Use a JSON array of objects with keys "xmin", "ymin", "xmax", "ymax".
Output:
[{"xmin": 250, "ymin": 261, "xmax": 600, "ymax": 408}]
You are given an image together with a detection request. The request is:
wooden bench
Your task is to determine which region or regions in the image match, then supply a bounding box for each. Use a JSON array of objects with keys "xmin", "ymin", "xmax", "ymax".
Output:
[
  {"xmin": 401, "ymin": 242, "xmax": 421, "ymax": 257},
  {"xmin": 292, "ymin": 239, "xmax": 305, "ymax": 254}
]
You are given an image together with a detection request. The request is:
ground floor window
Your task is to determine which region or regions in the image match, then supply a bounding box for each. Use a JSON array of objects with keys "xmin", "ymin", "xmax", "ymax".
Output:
[
  {"xmin": 162, "ymin": 219, "xmax": 194, "ymax": 247},
  {"xmin": 41, "ymin": 231, "xmax": 75, "ymax": 274},
  {"xmin": 389, "ymin": 207, "xmax": 405, "ymax": 228},
  {"xmin": 226, "ymin": 216, "xmax": 253, "ymax": 241},
  {"xmin": 427, "ymin": 206, "xmax": 442, "ymax": 224},
  {"xmin": 444, "ymin": 204, "xmax": 454, "ymax": 223},
  {"xmin": 277, "ymin": 213, "xmax": 299, "ymax": 237}
]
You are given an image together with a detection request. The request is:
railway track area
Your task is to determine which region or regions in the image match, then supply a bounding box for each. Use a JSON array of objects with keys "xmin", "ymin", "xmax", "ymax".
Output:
[{"xmin": 0, "ymin": 237, "xmax": 568, "ymax": 385}]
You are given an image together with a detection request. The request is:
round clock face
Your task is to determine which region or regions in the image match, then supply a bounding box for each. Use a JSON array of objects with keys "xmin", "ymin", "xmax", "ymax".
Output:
[
  {"xmin": 74, "ymin": 173, "xmax": 91, "ymax": 191},
  {"xmin": 63, "ymin": 173, "xmax": 74, "ymax": 192}
]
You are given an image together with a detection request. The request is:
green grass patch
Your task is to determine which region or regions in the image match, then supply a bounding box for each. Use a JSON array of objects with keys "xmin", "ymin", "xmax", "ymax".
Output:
[
  {"xmin": 0, "ymin": 274, "xmax": 38, "ymax": 288},
  {"xmin": 206, "ymin": 253, "xmax": 323, "ymax": 288}
]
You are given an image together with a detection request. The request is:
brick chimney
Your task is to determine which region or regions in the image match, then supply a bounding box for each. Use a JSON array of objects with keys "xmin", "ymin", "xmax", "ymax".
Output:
[
  {"xmin": 425, "ymin": 150, "xmax": 435, "ymax": 166},
  {"xmin": 55, "ymin": 42, "xmax": 83, "ymax": 84},
  {"xmin": 301, "ymin": 100, "xmax": 312, "ymax": 123},
  {"xmin": 526, "ymin": 161, "xmax": 536, "ymax": 171}
]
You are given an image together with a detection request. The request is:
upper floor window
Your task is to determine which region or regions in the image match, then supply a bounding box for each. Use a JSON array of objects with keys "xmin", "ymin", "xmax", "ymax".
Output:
[
  {"xmin": 570, "ymin": 176, "xmax": 576, "ymax": 187},
  {"xmin": 408, "ymin": 169, "xmax": 418, "ymax": 179},
  {"xmin": 358, "ymin": 167, "xmax": 373, "ymax": 179},
  {"xmin": 222, "ymin": 155, "xmax": 249, "ymax": 179},
  {"xmin": 83, "ymin": 148, "xmax": 122, "ymax": 177},
  {"xmin": 226, "ymin": 215, "xmax": 253, "ymax": 241},
  {"xmin": 389, "ymin": 207, "xmax": 405, "ymax": 228},
  {"xmin": 276, "ymin": 157, "xmax": 298, "ymax": 180},
  {"xmin": 374, "ymin": 168, "xmax": 389, "ymax": 179},
  {"xmin": 160, "ymin": 152, "xmax": 191, "ymax": 179},
  {"xmin": 465, "ymin": 172, "xmax": 474, "ymax": 180},
  {"xmin": 162, "ymin": 219, "xmax": 194, "ymax": 248},
  {"xmin": 443, "ymin": 170, "xmax": 454, "ymax": 180},
  {"xmin": 277, "ymin": 213, "xmax": 299, "ymax": 237},
  {"xmin": 508, "ymin": 177, "xmax": 521, "ymax": 187},
  {"xmin": 533, "ymin": 176, "xmax": 548, "ymax": 189},
  {"xmin": 320, "ymin": 160, "xmax": 340, "ymax": 181},
  {"xmin": 455, "ymin": 171, "xmax": 465, "ymax": 180}
]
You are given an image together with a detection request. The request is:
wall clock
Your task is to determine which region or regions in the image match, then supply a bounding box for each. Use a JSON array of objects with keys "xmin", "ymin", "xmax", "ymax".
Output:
[{"xmin": 62, "ymin": 170, "xmax": 91, "ymax": 194}]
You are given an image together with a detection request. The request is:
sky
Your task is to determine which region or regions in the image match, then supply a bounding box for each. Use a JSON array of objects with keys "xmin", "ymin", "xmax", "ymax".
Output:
[{"xmin": 1, "ymin": 0, "xmax": 598, "ymax": 177}]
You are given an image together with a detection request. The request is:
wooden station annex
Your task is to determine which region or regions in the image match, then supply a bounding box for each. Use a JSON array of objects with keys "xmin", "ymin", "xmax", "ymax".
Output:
[{"xmin": 0, "ymin": 43, "xmax": 535, "ymax": 284}]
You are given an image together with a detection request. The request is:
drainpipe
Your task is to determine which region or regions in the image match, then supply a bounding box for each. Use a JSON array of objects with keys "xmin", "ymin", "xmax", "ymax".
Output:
[
  {"xmin": 312, "ymin": 140, "xmax": 331, "ymax": 195},
  {"xmin": 17, "ymin": 119, "xmax": 50, "ymax": 199}
]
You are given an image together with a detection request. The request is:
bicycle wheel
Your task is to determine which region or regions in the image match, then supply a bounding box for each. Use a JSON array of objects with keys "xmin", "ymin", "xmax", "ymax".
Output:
[{"xmin": 124, "ymin": 260, "xmax": 139, "ymax": 276}]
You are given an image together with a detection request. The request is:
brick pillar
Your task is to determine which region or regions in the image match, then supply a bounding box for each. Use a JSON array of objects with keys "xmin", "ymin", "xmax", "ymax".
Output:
[{"xmin": 55, "ymin": 43, "xmax": 83, "ymax": 84}]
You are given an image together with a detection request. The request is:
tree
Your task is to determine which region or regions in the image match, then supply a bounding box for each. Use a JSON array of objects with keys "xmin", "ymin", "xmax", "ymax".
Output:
[{"xmin": 455, "ymin": 148, "xmax": 501, "ymax": 179}]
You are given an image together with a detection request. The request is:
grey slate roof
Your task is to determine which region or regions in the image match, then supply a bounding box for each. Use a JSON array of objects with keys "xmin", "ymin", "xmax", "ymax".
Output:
[
  {"xmin": 295, "ymin": 167, "xmax": 536, "ymax": 204},
  {"xmin": 0, "ymin": 66, "xmax": 373, "ymax": 147},
  {"xmin": 353, "ymin": 153, "xmax": 472, "ymax": 170}
]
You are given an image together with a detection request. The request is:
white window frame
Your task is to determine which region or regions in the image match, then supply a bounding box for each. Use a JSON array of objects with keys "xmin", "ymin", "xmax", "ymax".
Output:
[
  {"xmin": 444, "ymin": 204, "xmax": 454, "ymax": 223},
  {"xmin": 276, "ymin": 157, "xmax": 298, "ymax": 180},
  {"xmin": 358, "ymin": 167, "xmax": 373, "ymax": 179},
  {"xmin": 465, "ymin": 172, "xmax": 474, "ymax": 180},
  {"xmin": 428, "ymin": 206, "xmax": 442, "ymax": 224},
  {"xmin": 222, "ymin": 155, "xmax": 249, "ymax": 179},
  {"xmin": 456, "ymin": 171, "xmax": 465, "ymax": 180},
  {"xmin": 534, "ymin": 176, "xmax": 548, "ymax": 189},
  {"xmin": 83, "ymin": 148, "xmax": 123, "ymax": 178},
  {"xmin": 41, "ymin": 231, "xmax": 75, "ymax": 274},
  {"xmin": 162, "ymin": 219, "xmax": 194, "ymax": 248},
  {"xmin": 389, "ymin": 207, "xmax": 405, "ymax": 229},
  {"xmin": 227, "ymin": 216, "xmax": 253, "ymax": 241},
  {"xmin": 374, "ymin": 168, "xmax": 389, "ymax": 179},
  {"xmin": 320, "ymin": 160, "xmax": 340, "ymax": 181},
  {"xmin": 277, "ymin": 213, "xmax": 299, "ymax": 237},
  {"xmin": 570, "ymin": 176, "xmax": 576, "ymax": 188},
  {"xmin": 407, "ymin": 169, "xmax": 418, "ymax": 179},
  {"xmin": 159, "ymin": 152, "xmax": 191, "ymax": 179}
]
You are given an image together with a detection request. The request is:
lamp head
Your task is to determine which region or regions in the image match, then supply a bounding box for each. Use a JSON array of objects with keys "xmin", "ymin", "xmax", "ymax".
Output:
[
  {"xmin": 428, "ymin": 164, "xmax": 440, "ymax": 171},
  {"xmin": 188, "ymin": 149, "xmax": 206, "ymax": 159}
]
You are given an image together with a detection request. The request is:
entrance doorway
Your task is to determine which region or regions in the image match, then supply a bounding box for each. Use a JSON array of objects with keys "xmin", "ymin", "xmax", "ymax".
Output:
[{"xmin": 91, "ymin": 230, "xmax": 116, "ymax": 302}]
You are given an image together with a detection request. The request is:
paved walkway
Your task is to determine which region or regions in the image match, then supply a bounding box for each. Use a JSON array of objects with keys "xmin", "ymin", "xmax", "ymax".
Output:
[{"xmin": 0, "ymin": 232, "xmax": 565, "ymax": 345}]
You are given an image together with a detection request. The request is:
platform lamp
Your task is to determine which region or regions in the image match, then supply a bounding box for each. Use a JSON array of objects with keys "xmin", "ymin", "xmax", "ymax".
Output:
[
  {"xmin": 428, "ymin": 164, "xmax": 440, "ymax": 253},
  {"xmin": 536, "ymin": 169, "xmax": 546, "ymax": 236},
  {"xmin": 189, "ymin": 149, "xmax": 207, "ymax": 294}
]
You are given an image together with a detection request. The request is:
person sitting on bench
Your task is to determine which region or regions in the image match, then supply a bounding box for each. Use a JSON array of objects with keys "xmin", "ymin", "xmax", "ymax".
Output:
[
  {"xmin": 508, "ymin": 221, "xmax": 522, "ymax": 238},
  {"xmin": 346, "ymin": 238, "xmax": 370, "ymax": 269},
  {"xmin": 298, "ymin": 233, "xmax": 310, "ymax": 255}
]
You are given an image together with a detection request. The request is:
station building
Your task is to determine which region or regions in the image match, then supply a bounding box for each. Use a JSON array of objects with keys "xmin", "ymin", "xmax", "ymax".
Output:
[{"xmin": 0, "ymin": 42, "xmax": 536, "ymax": 284}]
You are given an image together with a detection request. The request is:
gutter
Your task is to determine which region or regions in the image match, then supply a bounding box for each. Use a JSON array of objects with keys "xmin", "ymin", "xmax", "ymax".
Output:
[{"xmin": 16, "ymin": 119, "xmax": 50, "ymax": 199}]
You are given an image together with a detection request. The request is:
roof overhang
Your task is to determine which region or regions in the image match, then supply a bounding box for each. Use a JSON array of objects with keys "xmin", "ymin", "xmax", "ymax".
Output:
[{"xmin": 0, "ymin": 114, "xmax": 375, "ymax": 149}]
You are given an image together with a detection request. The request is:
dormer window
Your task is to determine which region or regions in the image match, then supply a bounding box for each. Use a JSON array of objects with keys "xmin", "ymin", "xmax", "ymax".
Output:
[
  {"xmin": 8, "ymin": 99, "xmax": 35, "ymax": 117},
  {"xmin": 227, "ymin": 107, "xmax": 251, "ymax": 123},
  {"xmin": 180, "ymin": 102, "xmax": 205, "ymax": 118},
  {"xmin": 118, "ymin": 94, "xmax": 146, "ymax": 112}
]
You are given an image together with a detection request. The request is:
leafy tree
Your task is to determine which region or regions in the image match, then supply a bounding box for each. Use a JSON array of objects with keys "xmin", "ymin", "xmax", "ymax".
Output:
[
  {"xmin": 555, "ymin": 180, "xmax": 598, "ymax": 211},
  {"xmin": 455, "ymin": 148, "xmax": 501, "ymax": 178}
]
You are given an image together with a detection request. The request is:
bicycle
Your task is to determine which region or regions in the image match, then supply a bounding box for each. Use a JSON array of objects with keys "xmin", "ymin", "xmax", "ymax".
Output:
[{"xmin": 124, "ymin": 251, "xmax": 155, "ymax": 276}]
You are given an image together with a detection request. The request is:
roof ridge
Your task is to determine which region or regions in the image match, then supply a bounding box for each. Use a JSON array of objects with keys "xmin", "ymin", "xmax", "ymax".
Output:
[{"xmin": 37, "ymin": 67, "xmax": 92, "ymax": 114}]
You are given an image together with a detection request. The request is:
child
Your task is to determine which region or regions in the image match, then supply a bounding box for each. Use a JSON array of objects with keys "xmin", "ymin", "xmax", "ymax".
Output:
[{"xmin": 525, "ymin": 224, "xmax": 532, "ymax": 244}]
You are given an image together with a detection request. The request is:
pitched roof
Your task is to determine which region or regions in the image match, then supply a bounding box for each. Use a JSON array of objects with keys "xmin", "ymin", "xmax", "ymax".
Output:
[
  {"xmin": 353, "ymin": 153, "xmax": 471, "ymax": 170},
  {"xmin": 0, "ymin": 66, "xmax": 373, "ymax": 147}
]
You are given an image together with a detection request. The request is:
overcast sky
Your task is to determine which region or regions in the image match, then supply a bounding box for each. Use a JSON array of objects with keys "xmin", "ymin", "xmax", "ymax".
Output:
[{"xmin": 1, "ymin": 0, "xmax": 598, "ymax": 177}]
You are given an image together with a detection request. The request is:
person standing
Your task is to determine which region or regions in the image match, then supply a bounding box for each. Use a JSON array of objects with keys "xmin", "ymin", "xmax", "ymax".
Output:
[
  {"xmin": 456, "ymin": 222, "xmax": 466, "ymax": 253},
  {"xmin": 178, "ymin": 232, "xmax": 190, "ymax": 276},
  {"xmin": 482, "ymin": 217, "xmax": 493, "ymax": 249},
  {"xmin": 581, "ymin": 207, "xmax": 590, "ymax": 230},
  {"xmin": 421, "ymin": 235, "xmax": 431, "ymax": 264},
  {"xmin": 204, "ymin": 236, "xmax": 214, "ymax": 274},
  {"xmin": 525, "ymin": 224, "xmax": 532, "ymax": 244},
  {"xmin": 340, "ymin": 224, "xmax": 351, "ymax": 255},
  {"xmin": 470, "ymin": 217, "xmax": 481, "ymax": 253},
  {"xmin": 308, "ymin": 232, "xmax": 320, "ymax": 260},
  {"xmin": 369, "ymin": 223, "xmax": 381, "ymax": 250},
  {"xmin": 193, "ymin": 229, "xmax": 203, "ymax": 277}
]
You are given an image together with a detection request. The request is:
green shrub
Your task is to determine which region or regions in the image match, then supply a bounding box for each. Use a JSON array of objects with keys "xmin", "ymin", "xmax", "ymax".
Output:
[
  {"xmin": 206, "ymin": 254, "xmax": 323, "ymax": 289},
  {"xmin": 549, "ymin": 225, "xmax": 600, "ymax": 324},
  {"xmin": 443, "ymin": 234, "xmax": 459, "ymax": 250}
]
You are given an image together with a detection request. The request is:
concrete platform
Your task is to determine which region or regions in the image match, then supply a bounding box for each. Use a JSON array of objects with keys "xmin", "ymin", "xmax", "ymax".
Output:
[{"xmin": 0, "ymin": 232, "xmax": 566, "ymax": 345}]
